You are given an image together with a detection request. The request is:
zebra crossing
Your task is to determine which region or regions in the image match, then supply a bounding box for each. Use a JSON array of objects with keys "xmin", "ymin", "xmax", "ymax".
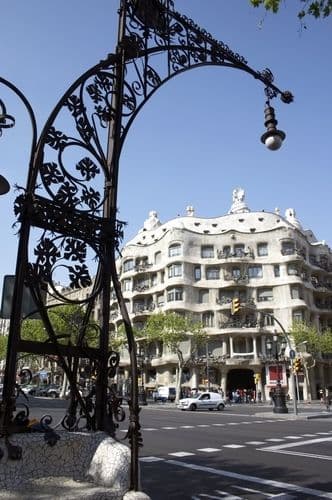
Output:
[{"xmin": 139, "ymin": 429, "xmax": 332, "ymax": 462}]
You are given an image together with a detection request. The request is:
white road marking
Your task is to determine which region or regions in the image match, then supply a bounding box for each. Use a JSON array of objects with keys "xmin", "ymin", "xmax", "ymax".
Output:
[
  {"xmin": 283, "ymin": 435, "xmax": 302, "ymax": 439},
  {"xmin": 227, "ymin": 423, "xmax": 240, "ymax": 425},
  {"xmin": 139, "ymin": 456, "xmax": 165, "ymax": 462},
  {"xmin": 143, "ymin": 428, "xmax": 158, "ymax": 431},
  {"xmin": 197, "ymin": 424, "xmax": 210, "ymax": 427},
  {"xmin": 161, "ymin": 426, "xmax": 177, "ymax": 429},
  {"xmin": 246, "ymin": 441, "xmax": 266, "ymax": 445},
  {"xmin": 180, "ymin": 425, "xmax": 195, "ymax": 428},
  {"xmin": 302, "ymin": 433, "xmax": 317, "ymax": 437},
  {"xmin": 197, "ymin": 448, "xmax": 222, "ymax": 453},
  {"xmin": 260, "ymin": 436, "xmax": 332, "ymax": 461},
  {"xmin": 168, "ymin": 451, "xmax": 195, "ymax": 457},
  {"xmin": 233, "ymin": 485, "xmax": 289, "ymax": 497},
  {"xmin": 212, "ymin": 423, "xmax": 225, "ymax": 426},
  {"xmin": 223, "ymin": 444, "xmax": 245, "ymax": 449},
  {"xmin": 265, "ymin": 438, "xmax": 285, "ymax": 442},
  {"xmin": 167, "ymin": 459, "xmax": 332, "ymax": 498}
]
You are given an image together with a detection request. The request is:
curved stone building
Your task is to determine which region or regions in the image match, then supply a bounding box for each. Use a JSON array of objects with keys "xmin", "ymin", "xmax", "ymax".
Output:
[{"xmin": 111, "ymin": 189, "xmax": 332, "ymax": 401}]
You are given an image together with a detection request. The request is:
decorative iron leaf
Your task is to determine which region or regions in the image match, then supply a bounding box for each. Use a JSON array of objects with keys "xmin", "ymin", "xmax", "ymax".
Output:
[
  {"xmin": 95, "ymin": 104, "xmax": 113, "ymax": 124},
  {"xmin": 63, "ymin": 238, "xmax": 87, "ymax": 263},
  {"xmin": 55, "ymin": 182, "xmax": 79, "ymax": 207},
  {"xmin": 86, "ymin": 83, "xmax": 104, "ymax": 104},
  {"xmin": 76, "ymin": 157, "xmax": 100, "ymax": 181},
  {"xmin": 94, "ymin": 72, "xmax": 114, "ymax": 94},
  {"xmin": 34, "ymin": 238, "xmax": 61, "ymax": 267},
  {"xmin": 40, "ymin": 162, "xmax": 65, "ymax": 186},
  {"xmin": 76, "ymin": 116, "xmax": 93, "ymax": 143},
  {"xmin": 68, "ymin": 264, "xmax": 92, "ymax": 289},
  {"xmin": 80, "ymin": 186, "xmax": 101, "ymax": 210},
  {"xmin": 66, "ymin": 94, "xmax": 83, "ymax": 118},
  {"xmin": 45, "ymin": 126, "xmax": 68, "ymax": 150}
]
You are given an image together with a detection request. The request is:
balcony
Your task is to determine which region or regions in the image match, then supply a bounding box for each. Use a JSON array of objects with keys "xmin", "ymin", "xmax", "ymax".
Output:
[
  {"xmin": 133, "ymin": 283, "xmax": 151, "ymax": 293},
  {"xmin": 219, "ymin": 319, "xmax": 258, "ymax": 329},
  {"xmin": 133, "ymin": 303, "xmax": 156, "ymax": 315},
  {"xmin": 223, "ymin": 274, "xmax": 249, "ymax": 285},
  {"xmin": 217, "ymin": 249, "xmax": 254, "ymax": 261}
]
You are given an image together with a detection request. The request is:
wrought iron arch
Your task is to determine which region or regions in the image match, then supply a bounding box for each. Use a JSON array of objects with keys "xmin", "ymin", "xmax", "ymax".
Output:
[{"xmin": 0, "ymin": 0, "xmax": 293, "ymax": 491}]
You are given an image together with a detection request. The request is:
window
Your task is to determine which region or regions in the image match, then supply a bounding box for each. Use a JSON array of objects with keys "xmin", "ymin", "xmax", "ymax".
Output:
[
  {"xmin": 257, "ymin": 243, "xmax": 268, "ymax": 256},
  {"xmin": 274, "ymin": 264, "xmax": 280, "ymax": 277},
  {"xmin": 201, "ymin": 245, "xmax": 214, "ymax": 258},
  {"xmin": 194, "ymin": 266, "xmax": 201, "ymax": 281},
  {"xmin": 206, "ymin": 267, "xmax": 220, "ymax": 280},
  {"xmin": 293, "ymin": 310, "xmax": 304, "ymax": 322},
  {"xmin": 199, "ymin": 289, "xmax": 209, "ymax": 304},
  {"xmin": 202, "ymin": 311, "xmax": 214, "ymax": 327},
  {"xmin": 157, "ymin": 294, "xmax": 164, "ymax": 307},
  {"xmin": 231, "ymin": 267, "xmax": 241, "ymax": 279},
  {"xmin": 257, "ymin": 288, "xmax": 273, "ymax": 302},
  {"xmin": 223, "ymin": 245, "xmax": 231, "ymax": 257},
  {"xmin": 260, "ymin": 312, "xmax": 274, "ymax": 326},
  {"xmin": 123, "ymin": 279, "xmax": 131, "ymax": 292},
  {"xmin": 167, "ymin": 287, "xmax": 183, "ymax": 302},
  {"xmin": 234, "ymin": 244, "xmax": 245, "ymax": 257},
  {"xmin": 168, "ymin": 263, "xmax": 182, "ymax": 278},
  {"xmin": 154, "ymin": 251, "xmax": 161, "ymax": 264},
  {"xmin": 151, "ymin": 274, "xmax": 158, "ymax": 286},
  {"xmin": 168, "ymin": 243, "xmax": 181, "ymax": 257},
  {"xmin": 281, "ymin": 241, "xmax": 295, "ymax": 255},
  {"xmin": 123, "ymin": 259, "xmax": 134, "ymax": 272},
  {"xmin": 291, "ymin": 286, "xmax": 303, "ymax": 300},
  {"xmin": 248, "ymin": 265, "xmax": 263, "ymax": 278},
  {"xmin": 287, "ymin": 264, "xmax": 299, "ymax": 276}
]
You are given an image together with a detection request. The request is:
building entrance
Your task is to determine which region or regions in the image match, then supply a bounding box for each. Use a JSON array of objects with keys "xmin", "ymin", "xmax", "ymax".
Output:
[{"xmin": 227, "ymin": 369, "xmax": 255, "ymax": 392}]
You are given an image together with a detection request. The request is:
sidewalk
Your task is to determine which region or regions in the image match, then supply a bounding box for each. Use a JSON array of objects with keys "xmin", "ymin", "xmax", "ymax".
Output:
[
  {"xmin": 143, "ymin": 399, "xmax": 332, "ymax": 419},
  {"xmin": 256, "ymin": 400, "xmax": 332, "ymax": 420}
]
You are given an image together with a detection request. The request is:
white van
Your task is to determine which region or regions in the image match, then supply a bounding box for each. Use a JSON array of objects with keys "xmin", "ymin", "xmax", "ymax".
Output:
[{"xmin": 155, "ymin": 386, "xmax": 176, "ymax": 402}]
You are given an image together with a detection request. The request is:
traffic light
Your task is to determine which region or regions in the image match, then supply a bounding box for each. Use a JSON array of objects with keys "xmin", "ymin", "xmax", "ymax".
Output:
[
  {"xmin": 231, "ymin": 297, "xmax": 240, "ymax": 315},
  {"xmin": 293, "ymin": 358, "xmax": 302, "ymax": 373},
  {"xmin": 254, "ymin": 373, "xmax": 261, "ymax": 384}
]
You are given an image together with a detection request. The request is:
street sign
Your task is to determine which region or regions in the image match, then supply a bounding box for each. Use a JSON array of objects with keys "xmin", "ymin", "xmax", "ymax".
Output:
[{"xmin": 289, "ymin": 349, "xmax": 296, "ymax": 359}]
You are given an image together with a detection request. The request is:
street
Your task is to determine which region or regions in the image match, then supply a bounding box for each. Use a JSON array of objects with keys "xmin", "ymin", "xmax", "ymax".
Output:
[
  {"xmin": 19, "ymin": 397, "xmax": 332, "ymax": 499},
  {"xmin": 137, "ymin": 403, "xmax": 332, "ymax": 499}
]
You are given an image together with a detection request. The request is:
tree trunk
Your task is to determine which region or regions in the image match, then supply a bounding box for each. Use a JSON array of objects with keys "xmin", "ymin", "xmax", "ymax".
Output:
[
  {"xmin": 175, "ymin": 362, "xmax": 183, "ymax": 404},
  {"xmin": 60, "ymin": 371, "xmax": 68, "ymax": 399}
]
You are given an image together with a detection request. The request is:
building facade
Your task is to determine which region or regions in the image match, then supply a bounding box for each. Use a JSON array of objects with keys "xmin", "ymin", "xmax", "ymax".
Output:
[{"xmin": 111, "ymin": 189, "xmax": 332, "ymax": 401}]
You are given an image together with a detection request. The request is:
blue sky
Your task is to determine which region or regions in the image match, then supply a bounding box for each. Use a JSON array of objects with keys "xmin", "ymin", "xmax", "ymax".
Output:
[{"xmin": 0, "ymin": 0, "xmax": 331, "ymax": 291}]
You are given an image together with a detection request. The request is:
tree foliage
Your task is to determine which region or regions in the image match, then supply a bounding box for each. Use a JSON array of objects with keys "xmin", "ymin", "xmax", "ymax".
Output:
[
  {"xmin": 0, "ymin": 334, "xmax": 8, "ymax": 361},
  {"xmin": 250, "ymin": 0, "xmax": 332, "ymax": 20},
  {"xmin": 143, "ymin": 311, "xmax": 205, "ymax": 402},
  {"xmin": 290, "ymin": 321, "xmax": 332, "ymax": 354},
  {"xmin": 144, "ymin": 311, "xmax": 205, "ymax": 358}
]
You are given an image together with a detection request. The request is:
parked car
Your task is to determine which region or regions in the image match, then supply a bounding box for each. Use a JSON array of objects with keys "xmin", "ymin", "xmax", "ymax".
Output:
[
  {"xmin": 20, "ymin": 384, "xmax": 38, "ymax": 396},
  {"xmin": 47, "ymin": 384, "xmax": 61, "ymax": 398},
  {"xmin": 177, "ymin": 391, "xmax": 225, "ymax": 411},
  {"xmin": 33, "ymin": 384, "xmax": 60, "ymax": 398}
]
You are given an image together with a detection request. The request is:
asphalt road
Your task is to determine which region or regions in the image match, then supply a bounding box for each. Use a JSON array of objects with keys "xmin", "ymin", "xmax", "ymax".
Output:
[
  {"xmin": 137, "ymin": 404, "xmax": 332, "ymax": 499},
  {"xmin": 18, "ymin": 397, "xmax": 332, "ymax": 499}
]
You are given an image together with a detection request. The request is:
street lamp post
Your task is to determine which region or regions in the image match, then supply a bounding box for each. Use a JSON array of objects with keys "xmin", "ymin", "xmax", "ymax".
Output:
[
  {"xmin": 265, "ymin": 332, "xmax": 288, "ymax": 414},
  {"xmin": 263, "ymin": 314, "xmax": 298, "ymax": 415},
  {"xmin": 0, "ymin": 0, "xmax": 293, "ymax": 491}
]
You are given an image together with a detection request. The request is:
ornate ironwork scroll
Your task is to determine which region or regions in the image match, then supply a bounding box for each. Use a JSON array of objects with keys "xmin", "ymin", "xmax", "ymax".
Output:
[{"xmin": 0, "ymin": 0, "xmax": 293, "ymax": 491}]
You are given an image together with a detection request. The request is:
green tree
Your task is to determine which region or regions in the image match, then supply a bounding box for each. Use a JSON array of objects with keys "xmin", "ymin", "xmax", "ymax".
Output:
[
  {"xmin": 0, "ymin": 334, "xmax": 8, "ymax": 362},
  {"xmin": 290, "ymin": 321, "xmax": 332, "ymax": 354},
  {"xmin": 250, "ymin": 0, "xmax": 332, "ymax": 21},
  {"xmin": 290, "ymin": 321, "xmax": 332, "ymax": 400},
  {"xmin": 144, "ymin": 311, "xmax": 205, "ymax": 403}
]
